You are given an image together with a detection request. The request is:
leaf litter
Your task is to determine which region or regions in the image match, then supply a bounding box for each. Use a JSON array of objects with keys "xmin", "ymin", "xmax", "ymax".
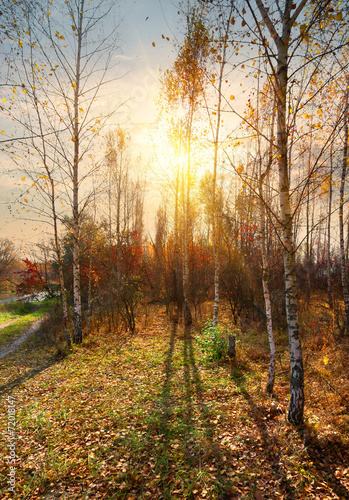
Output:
[{"xmin": 0, "ymin": 307, "xmax": 348, "ymax": 499}]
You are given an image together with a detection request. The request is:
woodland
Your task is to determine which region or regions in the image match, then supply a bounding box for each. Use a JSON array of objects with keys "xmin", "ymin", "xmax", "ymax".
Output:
[{"xmin": 1, "ymin": 0, "xmax": 349, "ymax": 499}]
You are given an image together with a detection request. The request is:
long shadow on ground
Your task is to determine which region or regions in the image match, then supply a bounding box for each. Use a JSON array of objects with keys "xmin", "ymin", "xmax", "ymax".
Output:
[
  {"xmin": 234, "ymin": 367, "xmax": 349, "ymax": 499},
  {"xmin": 0, "ymin": 355, "xmax": 62, "ymax": 396},
  {"xmin": 232, "ymin": 369, "xmax": 296, "ymax": 499},
  {"xmin": 109, "ymin": 322, "xmax": 238, "ymax": 499},
  {"xmin": 183, "ymin": 327, "xmax": 238, "ymax": 498},
  {"xmin": 299, "ymin": 424, "xmax": 349, "ymax": 499}
]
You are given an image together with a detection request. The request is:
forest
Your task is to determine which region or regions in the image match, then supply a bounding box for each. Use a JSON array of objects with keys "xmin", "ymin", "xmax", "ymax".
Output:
[{"xmin": 1, "ymin": 0, "xmax": 349, "ymax": 498}]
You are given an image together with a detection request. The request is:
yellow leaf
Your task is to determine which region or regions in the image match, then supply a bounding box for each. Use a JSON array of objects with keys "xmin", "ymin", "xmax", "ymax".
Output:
[
  {"xmin": 323, "ymin": 355, "xmax": 329, "ymax": 365},
  {"xmin": 1, "ymin": 130, "xmax": 5, "ymax": 134},
  {"xmin": 230, "ymin": 95, "xmax": 235, "ymax": 100},
  {"xmin": 21, "ymin": 177, "xmax": 25, "ymax": 181},
  {"xmin": 152, "ymin": 42, "xmax": 155, "ymax": 47},
  {"xmin": 24, "ymin": 199, "xmax": 28, "ymax": 203},
  {"xmin": 40, "ymin": 174, "xmax": 43, "ymax": 178},
  {"xmin": 72, "ymin": 82, "xmax": 76, "ymax": 89},
  {"xmin": 336, "ymin": 12, "xmax": 343, "ymax": 21},
  {"xmin": 19, "ymin": 40, "xmax": 23, "ymax": 47},
  {"xmin": 2, "ymin": 98, "xmax": 6, "ymax": 103}
]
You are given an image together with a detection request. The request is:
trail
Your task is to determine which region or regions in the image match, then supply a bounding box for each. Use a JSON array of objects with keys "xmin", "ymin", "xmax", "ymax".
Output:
[{"xmin": 0, "ymin": 318, "xmax": 44, "ymax": 360}]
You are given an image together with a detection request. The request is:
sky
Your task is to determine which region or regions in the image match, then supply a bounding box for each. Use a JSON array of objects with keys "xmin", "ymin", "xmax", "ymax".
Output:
[
  {"xmin": 0, "ymin": 0, "xmax": 180, "ymax": 252},
  {"xmin": 0, "ymin": 0, "xmax": 250, "ymax": 254}
]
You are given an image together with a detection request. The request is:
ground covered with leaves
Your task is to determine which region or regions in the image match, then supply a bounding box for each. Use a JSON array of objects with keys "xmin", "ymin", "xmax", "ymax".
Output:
[{"xmin": 0, "ymin": 305, "xmax": 349, "ymax": 499}]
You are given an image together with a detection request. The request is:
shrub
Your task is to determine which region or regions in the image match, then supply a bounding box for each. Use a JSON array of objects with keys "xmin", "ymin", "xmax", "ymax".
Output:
[{"xmin": 196, "ymin": 320, "xmax": 228, "ymax": 362}]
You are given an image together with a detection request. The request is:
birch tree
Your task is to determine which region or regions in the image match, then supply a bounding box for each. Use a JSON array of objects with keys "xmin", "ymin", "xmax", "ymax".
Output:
[
  {"xmin": 242, "ymin": 0, "xmax": 346, "ymax": 424},
  {"xmin": 200, "ymin": 0, "xmax": 235, "ymax": 327},
  {"xmin": 339, "ymin": 85, "xmax": 349, "ymax": 334},
  {"xmin": 1, "ymin": 0, "xmax": 120, "ymax": 343},
  {"xmin": 161, "ymin": 5, "xmax": 210, "ymax": 326}
]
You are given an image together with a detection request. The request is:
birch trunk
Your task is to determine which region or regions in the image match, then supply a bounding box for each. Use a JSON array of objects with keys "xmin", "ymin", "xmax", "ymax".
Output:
[
  {"xmin": 212, "ymin": 4, "xmax": 233, "ymax": 327},
  {"xmin": 259, "ymin": 194, "xmax": 276, "ymax": 393},
  {"xmin": 327, "ymin": 151, "xmax": 333, "ymax": 309},
  {"xmin": 339, "ymin": 89, "xmax": 349, "ymax": 334},
  {"xmin": 252, "ymin": 0, "xmax": 306, "ymax": 423},
  {"xmin": 174, "ymin": 162, "xmax": 182, "ymax": 319},
  {"xmin": 277, "ymin": 46, "xmax": 304, "ymax": 424},
  {"xmin": 182, "ymin": 106, "xmax": 193, "ymax": 327},
  {"xmin": 72, "ymin": 0, "xmax": 84, "ymax": 344},
  {"xmin": 86, "ymin": 246, "xmax": 93, "ymax": 336},
  {"xmin": 182, "ymin": 152, "xmax": 192, "ymax": 327},
  {"xmin": 262, "ymin": 245, "xmax": 276, "ymax": 393}
]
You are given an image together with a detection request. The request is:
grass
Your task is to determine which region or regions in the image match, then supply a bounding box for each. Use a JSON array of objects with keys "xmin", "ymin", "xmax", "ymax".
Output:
[
  {"xmin": 0, "ymin": 299, "xmax": 55, "ymax": 349},
  {"xmin": 0, "ymin": 301, "xmax": 348, "ymax": 499}
]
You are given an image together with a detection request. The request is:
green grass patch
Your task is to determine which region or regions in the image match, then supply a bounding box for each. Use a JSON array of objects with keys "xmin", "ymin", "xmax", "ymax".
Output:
[{"xmin": 0, "ymin": 298, "xmax": 55, "ymax": 349}]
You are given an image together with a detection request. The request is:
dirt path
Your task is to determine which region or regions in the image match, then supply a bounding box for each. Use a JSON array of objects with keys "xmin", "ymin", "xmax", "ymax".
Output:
[
  {"xmin": 0, "ymin": 319, "xmax": 17, "ymax": 330},
  {"xmin": 0, "ymin": 318, "xmax": 44, "ymax": 360}
]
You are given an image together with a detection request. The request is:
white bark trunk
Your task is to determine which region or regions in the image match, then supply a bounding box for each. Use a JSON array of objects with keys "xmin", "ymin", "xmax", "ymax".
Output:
[
  {"xmin": 339, "ymin": 89, "xmax": 349, "ymax": 334},
  {"xmin": 327, "ymin": 150, "xmax": 333, "ymax": 309},
  {"xmin": 212, "ymin": 5, "xmax": 233, "ymax": 327},
  {"xmin": 72, "ymin": 0, "xmax": 84, "ymax": 344},
  {"xmin": 274, "ymin": 5, "xmax": 304, "ymax": 424},
  {"xmin": 260, "ymin": 197, "xmax": 276, "ymax": 394},
  {"xmin": 277, "ymin": 43, "xmax": 304, "ymax": 421}
]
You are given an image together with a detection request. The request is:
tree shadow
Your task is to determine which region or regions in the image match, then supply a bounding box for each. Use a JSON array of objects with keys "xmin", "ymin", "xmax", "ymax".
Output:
[
  {"xmin": 114, "ymin": 322, "xmax": 238, "ymax": 499},
  {"xmin": 232, "ymin": 370, "xmax": 296, "ymax": 499},
  {"xmin": 0, "ymin": 354, "xmax": 63, "ymax": 396},
  {"xmin": 183, "ymin": 326, "xmax": 239, "ymax": 499},
  {"xmin": 233, "ymin": 368, "xmax": 349, "ymax": 499},
  {"xmin": 299, "ymin": 425, "xmax": 349, "ymax": 499}
]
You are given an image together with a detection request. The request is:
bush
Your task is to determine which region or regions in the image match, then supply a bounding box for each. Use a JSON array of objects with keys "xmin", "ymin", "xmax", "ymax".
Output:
[{"xmin": 196, "ymin": 321, "xmax": 228, "ymax": 362}]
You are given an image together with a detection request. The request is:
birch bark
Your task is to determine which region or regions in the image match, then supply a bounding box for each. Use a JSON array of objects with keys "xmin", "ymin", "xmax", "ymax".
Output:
[
  {"xmin": 251, "ymin": 0, "xmax": 306, "ymax": 423},
  {"xmin": 339, "ymin": 87, "xmax": 349, "ymax": 334},
  {"xmin": 72, "ymin": 0, "xmax": 84, "ymax": 344}
]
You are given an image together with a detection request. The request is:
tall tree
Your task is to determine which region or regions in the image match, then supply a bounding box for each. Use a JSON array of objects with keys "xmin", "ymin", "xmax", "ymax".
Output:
[
  {"xmin": 161, "ymin": 4, "xmax": 210, "ymax": 326},
  {"xmin": 199, "ymin": 0, "xmax": 235, "ymax": 327},
  {"xmin": 339, "ymin": 84, "xmax": 349, "ymax": 334},
  {"xmin": 1, "ymin": 0, "xmax": 120, "ymax": 343},
  {"xmin": 243, "ymin": 0, "xmax": 343, "ymax": 424}
]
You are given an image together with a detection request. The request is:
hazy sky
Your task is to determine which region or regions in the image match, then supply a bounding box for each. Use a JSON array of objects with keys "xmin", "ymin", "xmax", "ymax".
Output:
[
  {"xmin": 0, "ymin": 0, "xmax": 180, "ymax": 252},
  {"xmin": 0, "ymin": 0, "xmax": 249, "ymax": 254}
]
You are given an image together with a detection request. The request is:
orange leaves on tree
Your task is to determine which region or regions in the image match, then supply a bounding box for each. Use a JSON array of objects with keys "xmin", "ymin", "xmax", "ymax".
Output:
[{"xmin": 15, "ymin": 259, "xmax": 48, "ymax": 295}]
